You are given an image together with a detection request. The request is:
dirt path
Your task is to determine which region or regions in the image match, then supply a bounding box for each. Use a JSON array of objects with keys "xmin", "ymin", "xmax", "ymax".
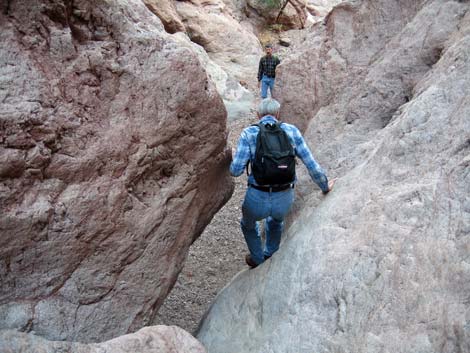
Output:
[{"xmin": 153, "ymin": 115, "xmax": 258, "ymax": 334}]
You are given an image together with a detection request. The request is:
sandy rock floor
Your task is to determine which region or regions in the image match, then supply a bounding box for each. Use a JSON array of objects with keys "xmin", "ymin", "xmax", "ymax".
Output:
[{"xmin": 153, "ymin": 115, "xmax": 258, "ymax": 334}]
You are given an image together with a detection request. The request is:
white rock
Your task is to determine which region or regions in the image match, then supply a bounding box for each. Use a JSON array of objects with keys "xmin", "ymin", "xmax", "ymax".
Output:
[
  {"xmin": 0, "ymin": 326, "xmax": 206, "ymax": 353},
  {"xmin": 197, "ymin": 1, "xmax": 470, "ymax": 352}
]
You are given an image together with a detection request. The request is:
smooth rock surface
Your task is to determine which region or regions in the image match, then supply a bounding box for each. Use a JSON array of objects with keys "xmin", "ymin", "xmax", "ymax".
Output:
[
  {"xmin": 197, "ymin": 1, "xmax": 470, "ymax": 352},
  {"xmin": 276, "ymin": 0, "xmax": 426, "ymax": 132},
  {"xmin": 0, "ymin": 0, "xmax": 232, "ymax": 343},
  {"xmin": 0, "ymin": 326, "xmax": 206, "ymax": 353}
]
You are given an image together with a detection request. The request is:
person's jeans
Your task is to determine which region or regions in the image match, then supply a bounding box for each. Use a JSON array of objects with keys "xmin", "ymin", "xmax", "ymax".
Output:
[
  {"xmin": 241, "ymin": 187, "xmax": 295, "ymax": 265},
  {"xmin": 261, "ymin": 75, "xmax": 275, "ymax": 99}
]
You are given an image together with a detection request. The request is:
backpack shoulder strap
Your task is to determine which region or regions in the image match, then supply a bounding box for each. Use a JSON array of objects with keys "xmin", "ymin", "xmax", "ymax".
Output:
[{"xmin": 246, "ymin": 123, "xmax": 261, "ymax": 176}]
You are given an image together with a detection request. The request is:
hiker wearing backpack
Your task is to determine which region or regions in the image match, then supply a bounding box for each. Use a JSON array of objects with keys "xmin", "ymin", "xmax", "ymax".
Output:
[
  {"xmin": 258, "ymin": 44, "xmax": 280, "ymax": 99},
  {"xmin": 230, "ymin": 98, "xmax": 335, "ymax": 268}
]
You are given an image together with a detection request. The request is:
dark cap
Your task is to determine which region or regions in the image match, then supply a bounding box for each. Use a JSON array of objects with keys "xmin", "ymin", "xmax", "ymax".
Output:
[{"xmin": 265, "ymin": 44, "xmax": 273, "ymax": 49}]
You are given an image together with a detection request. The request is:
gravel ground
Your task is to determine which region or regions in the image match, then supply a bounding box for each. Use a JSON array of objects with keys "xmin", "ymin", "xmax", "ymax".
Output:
[{"xmin": 153, "ymin": 114, "xmax": 258, "ymax": 334}]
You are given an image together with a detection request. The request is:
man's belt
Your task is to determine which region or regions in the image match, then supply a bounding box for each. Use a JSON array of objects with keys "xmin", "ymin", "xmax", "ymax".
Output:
[{"xmin": 248, "ymin": 183, "xmax": 294, "ymax": 192}]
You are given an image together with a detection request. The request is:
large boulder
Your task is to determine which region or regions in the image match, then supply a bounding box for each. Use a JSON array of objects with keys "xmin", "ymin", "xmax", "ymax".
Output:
[
  {"xmin": 197, "ymin": 1, "xmax": 470, "ymax": 352},
  {"xmin": 174, "ymin": 0, "xmax": 262, "ymax": 88},
  {"xmin": 171, "ymin": 33, "xmax": 256, "ymax": 121},
  {"xmin": 0, "ymin": 326, "xmax": 206, "ymax": 353},
  {"xmin": 0, "ymin": 0, "xmax": 232, "ymax": 343},
  {"xmin": 143, "ymin": 0, "xmax": 261, "ymax": 118}
]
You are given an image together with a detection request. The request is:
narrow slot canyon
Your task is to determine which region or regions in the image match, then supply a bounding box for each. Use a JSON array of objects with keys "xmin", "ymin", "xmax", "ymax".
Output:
[{"xmin": 1, "ymin": 1, "xmax": 469, "ymax": 353}]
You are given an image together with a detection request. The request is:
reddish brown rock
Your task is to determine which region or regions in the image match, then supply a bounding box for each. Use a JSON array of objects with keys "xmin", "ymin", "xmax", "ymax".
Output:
[{"xmin": 0, "ymin": 0, "xmax": 232, "ymax": 343}]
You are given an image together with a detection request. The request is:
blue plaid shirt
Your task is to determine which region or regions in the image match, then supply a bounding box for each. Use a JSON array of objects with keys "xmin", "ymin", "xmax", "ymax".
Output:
[{"xmin": 230, "ymin": 115, "xmax": 329, "ymax": 192}]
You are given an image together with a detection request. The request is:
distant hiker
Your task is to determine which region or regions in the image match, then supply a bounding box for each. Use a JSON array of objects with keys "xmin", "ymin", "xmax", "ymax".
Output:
[
  {"xmin": 258, "ymin": 44, "xmax": 280, "ymax": 99},
  {"xmin": 230, "ymin": 98, "xmax": 335, "ymax": 268}
]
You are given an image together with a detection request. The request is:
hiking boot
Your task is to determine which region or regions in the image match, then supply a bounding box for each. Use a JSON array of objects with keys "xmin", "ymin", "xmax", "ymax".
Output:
[{"xmin": 245, "ymin": 254, "xmax": 258, "ymax": 269}]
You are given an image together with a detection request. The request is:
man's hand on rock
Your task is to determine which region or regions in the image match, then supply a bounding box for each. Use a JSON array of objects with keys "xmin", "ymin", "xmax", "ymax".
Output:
[{"xmin": 322, "ymin": 178, "xmax": 336, "ymax": 195}]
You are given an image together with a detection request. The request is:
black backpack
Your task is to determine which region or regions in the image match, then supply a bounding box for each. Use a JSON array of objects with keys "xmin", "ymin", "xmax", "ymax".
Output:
[{"xmin": 251, "ymin": 122, "xmax": 296, "ymax": 186}]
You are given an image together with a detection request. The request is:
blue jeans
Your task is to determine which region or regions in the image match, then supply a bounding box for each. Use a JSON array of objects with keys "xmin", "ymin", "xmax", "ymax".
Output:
[
  {"xmin": 260, "ymin": 75, "xmax": 275, "ymax": 99},
  {"xmin": 241, "ymin": 187, "xmax": 295, "ymax": 265}
]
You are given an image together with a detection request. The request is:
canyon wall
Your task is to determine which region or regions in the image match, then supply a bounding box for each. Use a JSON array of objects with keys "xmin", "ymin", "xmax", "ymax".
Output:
[
  {"xmin": 0, "ymin": 0, "xmax": 232, "ymax": 343},
  {"xmin": 197, "ymin": 1, "xmax": 470, "ymax": 352}
]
